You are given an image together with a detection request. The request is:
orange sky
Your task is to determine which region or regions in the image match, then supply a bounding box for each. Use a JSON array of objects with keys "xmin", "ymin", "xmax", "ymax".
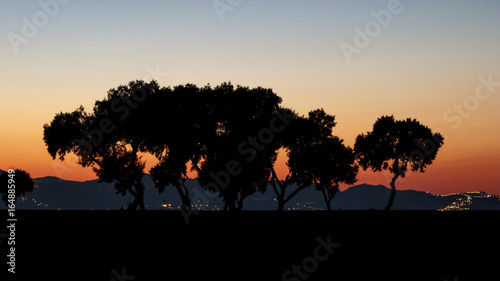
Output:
[
  {"xmin": 1, "ymin": 64, "xmax": 500, "ymax": 196},
  {"xmin": 1, "ymin": 70, "xmax": 499, "ymax": 195},
  {"xmin": 1, "ymin": 127, "xmax": 499, "ymax": 196}
]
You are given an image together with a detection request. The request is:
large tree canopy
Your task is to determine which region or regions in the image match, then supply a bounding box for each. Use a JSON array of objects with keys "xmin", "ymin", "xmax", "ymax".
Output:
[
  {"xmin": 141, "ymin": 83, "xmax": 217, "ymax": 211},
  {"xmin": 43, "ymin": 80, "xmax": 160, "ymax": 210},
  {"xmin": 196, "ymin": 83, "xmax": 283, "ymax": 210}
]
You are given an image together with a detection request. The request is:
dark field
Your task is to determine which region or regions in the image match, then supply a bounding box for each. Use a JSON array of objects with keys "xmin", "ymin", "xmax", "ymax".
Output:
[{"xmin": 3, "ymin": 210, "xmax": 500, "ymax": 280}]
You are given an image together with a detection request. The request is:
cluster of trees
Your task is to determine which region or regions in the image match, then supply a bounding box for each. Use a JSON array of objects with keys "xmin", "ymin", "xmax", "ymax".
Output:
[{"xmin": 42, "ymin": 80, "xmax": 444, "ymax": 211}]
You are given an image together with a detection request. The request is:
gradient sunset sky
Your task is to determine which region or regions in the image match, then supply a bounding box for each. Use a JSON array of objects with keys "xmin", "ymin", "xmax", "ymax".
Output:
[{"xmin": 1, "ymin": 0, "xmax": 499, "ymax": 195}]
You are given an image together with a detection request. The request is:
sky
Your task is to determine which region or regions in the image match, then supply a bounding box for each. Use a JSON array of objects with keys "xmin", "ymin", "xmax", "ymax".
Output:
[{"xmin": 1, "ymin": 0, "xmax": 499, "ymax": 195}]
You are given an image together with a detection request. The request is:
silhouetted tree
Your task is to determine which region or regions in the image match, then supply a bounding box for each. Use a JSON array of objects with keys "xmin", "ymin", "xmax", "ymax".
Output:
[
  {"xmin": 354, "ymin": 116, "xmax": 444, "ymax": 210},
  {"xmin": 302, "ymin": 137, "xmax": 358, "ymax": 211},
  {"xmin": 0, "ymin": 169, "xmax": 36, "ymax": 206},
  {"xmin": 197, "ymin": 83, "xmax": 282, "ymax": 211},
  {"xmin": 271, "ymin": 109, "xmax": 341, "ymax": 211},
  {"xmin": 43, "ymin": 80, "xmax": 160, "ymax": 210},
  {"xmin": 141, "ymin": 84, "xmax": 216, "ymax": 211}
]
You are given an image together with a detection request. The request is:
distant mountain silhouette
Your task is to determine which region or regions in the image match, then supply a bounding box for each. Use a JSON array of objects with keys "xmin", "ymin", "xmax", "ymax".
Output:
[{"xmin": 1, "ymin": 174, "xmax": 499, "ymax": 210}]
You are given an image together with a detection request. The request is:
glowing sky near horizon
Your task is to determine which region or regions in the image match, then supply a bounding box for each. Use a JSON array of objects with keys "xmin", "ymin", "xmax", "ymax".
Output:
[{"xmin": 1, "ymin": 0, "xmax": 499, "ymax": 195}]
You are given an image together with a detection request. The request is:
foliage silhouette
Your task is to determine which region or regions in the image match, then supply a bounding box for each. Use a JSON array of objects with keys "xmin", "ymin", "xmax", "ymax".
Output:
[
  {"xmin": 42, "ymin": 79, "xmax": 445, "ymax": 213},
  {"xmin": 43, "ymin": 80, "xmax": 160, "ymax": 210},
  {"xmin": 0, "ymin": 169, "xmax": 36, "ymax": 206},
  {"xmin": 196, "ymin": 83, "xmax": 283, "ymax": 210},
  {"xmin": 271, "ymin": 109, "xmax": 348, "ymax": 211},
  {"xmin": 354, "ymin": 115, "xmax": 444, "ymax": 210},
  {"xmin": 141, "ymin": 83, "xmax": 216, "ymax": 212},
  {"xmin": 300, "ymin": 136, "xmax": 358, "ymax": 211}
]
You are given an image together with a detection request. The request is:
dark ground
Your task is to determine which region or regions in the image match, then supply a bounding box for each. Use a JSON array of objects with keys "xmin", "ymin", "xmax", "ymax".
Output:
[{"xmin": 2, "ymin": 210, "xmax": 500, "ymax": 280}]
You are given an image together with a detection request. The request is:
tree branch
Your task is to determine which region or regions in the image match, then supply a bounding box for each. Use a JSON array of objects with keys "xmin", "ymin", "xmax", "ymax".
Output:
[
  {"xmin": 270, "ymin": 167, "xmax": 285, "ymax": 189},
  {"xmin": 90, "ymin": 155, "xmax": 104, "ymax": 169},
  {"xmin": 180, "ymin": 181, "xmax": 189, "ymax": 198},
  {"xmin": 284, "ymin": 183, "xmax": 308, "ymax": 204},
  {"xmin": 271, "ymin": 180, "xmax": 280, "ymax": 198},
  {"xmin": 126, "ymin": 185, "xmax": 138, "ymax": 198}
]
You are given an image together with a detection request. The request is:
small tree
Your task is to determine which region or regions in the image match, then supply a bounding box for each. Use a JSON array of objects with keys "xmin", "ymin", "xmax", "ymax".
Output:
[
  {"xmin": 271, "ymin": 109, "xmax": 340, "ymax": 211},
  {"xmin": 0, "ymin": 169, "xmax": 36, "ymax": 206},
  {"xmin": 354, "ymin": 116, "xmax": 444, "ymax": 210},
  {"xmin": 304, "ymin": 137, "xmax": 358, "ymax": 211}
]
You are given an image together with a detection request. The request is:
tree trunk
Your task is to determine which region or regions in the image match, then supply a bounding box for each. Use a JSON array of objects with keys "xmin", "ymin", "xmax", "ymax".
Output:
[
  {"xmin": 326, "ymin": 191, "xmax": 334, "ymax": 211},
  {"xmin": 385, "ymin": 173, "xmax": 399, "ymax": 211},
  {"xmin": 273, "ymin": 183, "xmax": 286, "ymax": 212},
  {"xmin": 137, "ymin": 193, "xmax": 145, "ymax": 211},
  {"xmin": 128, "ymin": 199, "xmax": 138, "ymax": 211},
  {"xmin": 271, "ymin": 168, "xmax": 287, "ymax": 211},
  {"xmin": 175, "ymin": 183, "xmax": 191, "ymax": 211},
  {"xmin": 127, "ymin": 144, "xmax": 146, "ymax": 211},
  {"xmin": 235, "ymin": 191, "xmax": 245, "ymax": 211},
  {"xmin": 277, "ymin": 199, "xmax": 285, "ymax": 212},
  {"xmin": 137, "ymin": 181, "xmax": 145, "ymax": 211},
  {"xmin": 326, "ymin": 199, "xmax": 332, "ymax": 211},
  {"xmin": 223, "ymin": 193, "xmax": 236, "ymax": 211},
  {"xmin": 126, "ymin": 181, "xmax": 145, "ymax": 211},
  {"xmin": 228, "ymin": 199, "xmax": 238, "ymax": 211},
  {"xmin": 319, "ymin": 184, "xmax": 339, "ymax": 211},
  {"xmin": 280, "ymin": 183, "xmax": 308, "ymax": 211},
  {"xmin": 320, "ymin": 189, "xmax": 329, "ymax": 211},
  {"xmin": 235, "ymin": 203, "xmax": 243, "ymax": 211},
  {"xmin": 128, "ymin": 194, "xmax": 143, "ymax": 211},
  {"xmin": 329, "ymin": 184, "xmax": 340, "ymax": 211},
  {"xmin": 126, "ymin": 186, "xmax": 137, "ymax": 211},
  {"xmin": 320, "ymin": 188, "xmax": 334, "ymax": 211}
]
